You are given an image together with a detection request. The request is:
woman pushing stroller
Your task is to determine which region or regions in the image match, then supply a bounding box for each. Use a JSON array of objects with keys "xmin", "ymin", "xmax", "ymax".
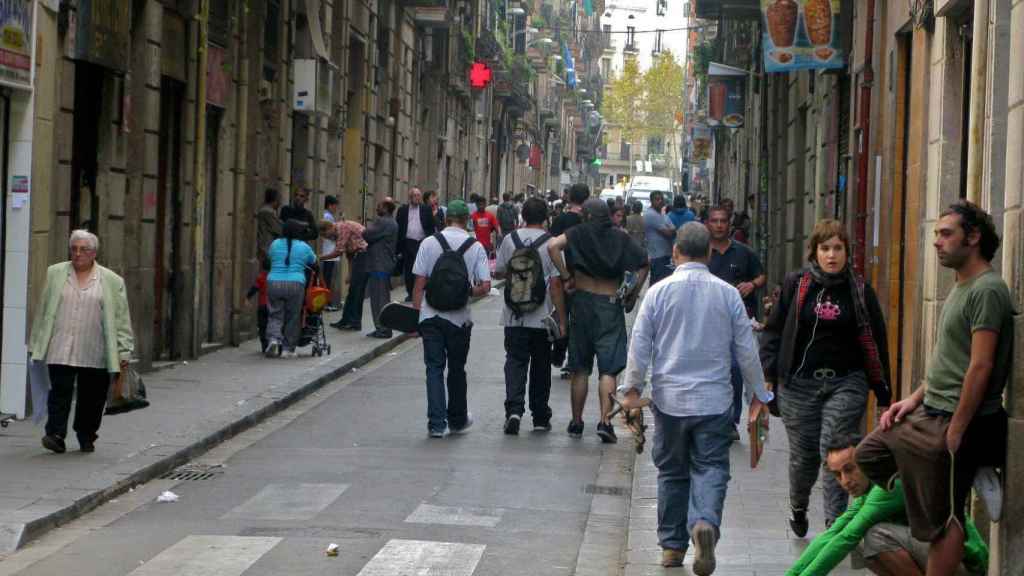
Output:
[{"xmin": 265, "ymin": 219, "xmax": 318, "ymax": 357}]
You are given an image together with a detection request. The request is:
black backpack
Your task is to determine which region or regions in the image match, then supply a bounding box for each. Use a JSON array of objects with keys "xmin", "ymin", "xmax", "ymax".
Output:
[
  {"xmin": 497, "ymin": 202, "xmax": 518, "ymax": 232},
  {"xmin": 504, "ymin": 230, "xmax": 550, "ymax": 318},
  {"xmin": 425, "ymin": 233, "xmax": 477, "ymax": 311}
]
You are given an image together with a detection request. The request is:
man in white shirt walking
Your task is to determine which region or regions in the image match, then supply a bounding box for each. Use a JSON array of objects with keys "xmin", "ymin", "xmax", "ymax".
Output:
[
  {"xmin": 618, "ymin": 222, "xmax": 774, "ymax": 575},
  {"xmin": 413, "ymin": 199, "xmax": 491, "ymax": 438}
]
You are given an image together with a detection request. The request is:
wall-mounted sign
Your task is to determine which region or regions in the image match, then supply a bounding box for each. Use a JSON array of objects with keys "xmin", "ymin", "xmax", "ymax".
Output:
[
  {"xmin": 0, "ymin": 0, "xmax": 33, "ymax": 90},
  {"xmin": 706, "ymin": 63, "xmax": 746, "ymax": 129},
  {"xmin": 206, "ymin": 44, "xmax": 228, "ymax": 108},
  {"xmin": 73, "ymin": 0, "xmax": 131, "ymax": 72},
  {"xmin": 762, "ymin": 0, "xmax": 844, "ymax": 72}
]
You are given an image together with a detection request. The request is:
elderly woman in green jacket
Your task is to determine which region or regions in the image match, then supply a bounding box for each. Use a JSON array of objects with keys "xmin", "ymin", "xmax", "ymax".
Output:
[{"xmin": 29, "ymin": 230, "xmax": 134, "ymax": 454}]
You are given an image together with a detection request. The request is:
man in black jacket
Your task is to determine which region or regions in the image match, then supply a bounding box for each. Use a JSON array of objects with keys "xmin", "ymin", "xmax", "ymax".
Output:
[
  {"xmin": 396, "ymin": 187, "xmax": 436, "ymax": 301},
  {"xmin": 279, "ymin": 187, "xmax": 318, "ymax": 242}
]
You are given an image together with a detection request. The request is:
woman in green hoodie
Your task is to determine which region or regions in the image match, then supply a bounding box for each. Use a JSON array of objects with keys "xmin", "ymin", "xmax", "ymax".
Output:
[{"xmin": 29, "ymin": 230, "xmax": 134, "ymax": 454}]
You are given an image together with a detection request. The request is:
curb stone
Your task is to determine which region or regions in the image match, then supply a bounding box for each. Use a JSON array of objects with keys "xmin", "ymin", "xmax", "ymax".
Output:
[{"xmin": 5, "ymin": 285, "xmax": 503, "ymax": 553}]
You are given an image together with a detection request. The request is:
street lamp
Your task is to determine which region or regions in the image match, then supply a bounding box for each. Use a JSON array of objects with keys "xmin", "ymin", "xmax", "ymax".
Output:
[{"xmin": 510, "ymin": 7, "xmax": 526, "ymax": 15}]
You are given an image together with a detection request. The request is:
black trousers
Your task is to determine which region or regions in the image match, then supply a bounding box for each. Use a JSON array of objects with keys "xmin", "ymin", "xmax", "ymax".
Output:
[
  {"xmin": 340, "ymin": 251, "xmax": 369, "ymax": 327},
  {"xmin": 503, "ymin": 327, "xmax": 552, "ymax": 421},
  {"xmin": 46, "ymin": 364, "xmax": 110, "ymax": 443},
  {"xmin": 402, "ymin": 238, "xmax": 421, "ymax": 299}
]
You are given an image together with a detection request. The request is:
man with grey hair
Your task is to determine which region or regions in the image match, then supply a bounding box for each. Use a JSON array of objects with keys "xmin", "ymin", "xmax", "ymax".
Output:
[{"xmin": 617, "ymin": 222, "xmax": 773, "ymax": 574}]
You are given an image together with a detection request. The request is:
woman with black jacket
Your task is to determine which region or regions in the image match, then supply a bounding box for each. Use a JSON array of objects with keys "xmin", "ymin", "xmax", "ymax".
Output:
[{"xmin": 760, "ymin": 219, "xmax": 891, "ymax": 536}]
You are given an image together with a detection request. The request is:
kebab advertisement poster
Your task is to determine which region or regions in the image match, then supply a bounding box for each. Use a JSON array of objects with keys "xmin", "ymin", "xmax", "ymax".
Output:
[{"xmin": 762, "ymin": 0, "xmax": 844, "ymax": 72}]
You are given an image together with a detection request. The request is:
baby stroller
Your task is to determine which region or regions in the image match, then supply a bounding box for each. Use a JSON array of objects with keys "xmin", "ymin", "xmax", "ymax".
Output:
[{"xmin": 299, "ymin": 265, "xmax": 332, "ymax": 356}]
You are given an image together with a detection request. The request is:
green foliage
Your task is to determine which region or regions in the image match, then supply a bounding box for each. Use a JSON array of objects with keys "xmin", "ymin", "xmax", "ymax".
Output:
[
  {"xmin": 692, "ymin": 40, "xmax": 716, "ymax": 87},
  {"xmin": 461, "ymin": 29, "xmax": 476, "ymax": 65},
  {"xmin": 600, "ymin": 51, "xmax": 685, "ymax": 146}
]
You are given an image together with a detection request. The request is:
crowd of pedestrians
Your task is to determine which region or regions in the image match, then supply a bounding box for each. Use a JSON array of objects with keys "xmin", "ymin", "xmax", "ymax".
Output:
[{"xmin": 29, "ymin": 174, "xmax": 1013, "ymax": 576}]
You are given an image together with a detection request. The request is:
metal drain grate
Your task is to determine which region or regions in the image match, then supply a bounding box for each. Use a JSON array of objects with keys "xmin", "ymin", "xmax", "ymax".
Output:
[
  {"xmin": 160, "ymin": 463, "xmax": 224, "ymax": 481},
  {"xmin": 584, "ymin": 484, "xmax": 630, "ymax": 497}
]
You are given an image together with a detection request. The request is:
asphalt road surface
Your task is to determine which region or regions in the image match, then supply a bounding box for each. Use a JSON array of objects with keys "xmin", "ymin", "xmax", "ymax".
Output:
[{"xmin": 1, "ymin": 295, "xmax": 630, "ymax": 576}]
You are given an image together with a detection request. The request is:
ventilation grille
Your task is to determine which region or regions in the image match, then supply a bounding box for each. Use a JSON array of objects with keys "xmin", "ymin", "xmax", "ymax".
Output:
[{"xmin": 160, "ymin": 463, "xmax": 224, "ymax": 481}]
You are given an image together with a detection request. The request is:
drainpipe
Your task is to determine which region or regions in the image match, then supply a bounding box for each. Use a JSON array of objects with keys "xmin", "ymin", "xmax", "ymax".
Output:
[
  {"xmin": 191, "ymin": 0, "xmax": 210, "ymax": 357},
  {"xmin": 230, "ymin": 0, "xmax": 249, "ymax": 346},
  {"xmin": 853, "ymin": 0, "xmax": 875, "ymax": 276},
  {"xmin": 965, "ymin": 0, "xmax": 989, "ymax": 204}
]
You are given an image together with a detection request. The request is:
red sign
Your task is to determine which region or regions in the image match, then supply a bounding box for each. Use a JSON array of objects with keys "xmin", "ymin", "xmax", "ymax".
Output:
[{"xmin": 469, "ymin": 61, "xmax": 493, "ymax": 89}]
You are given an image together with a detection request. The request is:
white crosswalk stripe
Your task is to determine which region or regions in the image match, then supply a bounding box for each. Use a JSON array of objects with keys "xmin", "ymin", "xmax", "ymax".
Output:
[
  {"xmin": 356, "ymin": 539, "xmax": 486, "ymax": 576},
  {"xmin": 221, "ymin": 483, "xmax": 348, "ymax": 521},
  {"xmin": 126, "ymin": 535, "xmax": 281, "ymax": 576},
  {"xmin": 404, "ymin": 503, "xmax": 504, "ymax": 527}
]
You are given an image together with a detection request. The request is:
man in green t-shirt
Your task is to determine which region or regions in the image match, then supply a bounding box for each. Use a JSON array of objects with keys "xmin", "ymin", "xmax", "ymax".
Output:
[
  {"xmin": 789, "ymin": 435, "xmax": 987, "ymax": 576},
  {"xmin": 857, "ymin": 200, "xmax": 1012, "ymax": 576}
]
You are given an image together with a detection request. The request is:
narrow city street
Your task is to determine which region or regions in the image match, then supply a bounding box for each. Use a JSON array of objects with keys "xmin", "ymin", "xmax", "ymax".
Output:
[
  {"xmin": 0, "ymin": 295, "xmax": 633, "ymax": 576},
  {"xmin": 0, "ymin": 293, "xmax": 867, "ymax": 576}
]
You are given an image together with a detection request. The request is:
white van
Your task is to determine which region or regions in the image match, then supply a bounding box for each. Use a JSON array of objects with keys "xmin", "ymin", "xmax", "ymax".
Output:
[{"xmin": 626, "ymin": 176, "xmax": 672, "ymax": 209}]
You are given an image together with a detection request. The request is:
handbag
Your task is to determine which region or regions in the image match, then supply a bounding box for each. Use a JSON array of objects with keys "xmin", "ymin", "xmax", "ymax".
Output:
[{"xmin": 105, "ymin": 366, "xmax": 150, "ymax": 415}]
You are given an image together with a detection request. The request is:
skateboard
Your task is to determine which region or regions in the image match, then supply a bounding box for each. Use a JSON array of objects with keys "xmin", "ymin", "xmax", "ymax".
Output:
[{"xmin": 379, "ymin": 302, "xmax": 420, "ymax": 333}]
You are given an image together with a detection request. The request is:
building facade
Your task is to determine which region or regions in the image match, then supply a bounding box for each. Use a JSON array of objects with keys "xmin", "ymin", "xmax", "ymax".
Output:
[
  {"xmin": 0, "ymin": 0, "xmax": 598, "ymax": 419},
  {"xmin": 688, "ymin": 0, "xmax": 1023, "ymax": 569}
]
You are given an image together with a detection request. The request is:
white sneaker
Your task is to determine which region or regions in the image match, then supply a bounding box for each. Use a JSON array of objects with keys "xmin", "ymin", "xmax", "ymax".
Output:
[
  {"xmin": 281, "ymin": 349, "xmax": 298, "ymax": 359},
  {"xmin": 264, "ymin": 341, "xmax": 281, "ymax": 358},
  {"xmin": 973, "ymin": 467, "xmax": 1002, "ymax": 521}
]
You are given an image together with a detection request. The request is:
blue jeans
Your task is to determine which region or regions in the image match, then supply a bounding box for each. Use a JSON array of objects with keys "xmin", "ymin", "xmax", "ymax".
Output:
[
  {"xmin": 649, "ymin": 255, "xmax": 673, "ymax": 285},
  {"xmin": 651, "ymin": 407, "xmax": 732, "ymax": 551},
  {"xmin": 420, "ymin": 317, "xmax": 472, "ymax": 433}
]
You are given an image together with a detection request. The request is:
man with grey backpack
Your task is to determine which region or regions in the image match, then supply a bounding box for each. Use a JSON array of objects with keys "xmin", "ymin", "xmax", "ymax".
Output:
[{"xmin": 494, "ymin": 198, "xmax": 559, "ymax": 435}]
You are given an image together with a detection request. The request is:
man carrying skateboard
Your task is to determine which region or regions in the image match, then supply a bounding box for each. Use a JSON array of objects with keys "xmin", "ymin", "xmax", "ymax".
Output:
[
  {"xmin": 493, "ymin": 197, "xmax": 559, "ymax": 435},
  {"xmin": 412, "ymin": 199, "xmax": 491, "ymax": 438},
  {"xmin": 617, "ymin": 222, "xmax": 773, "ymax": 574},
  {"xmin": 547, "ymin": 197, "xmax": 648, "ymax": 444}
]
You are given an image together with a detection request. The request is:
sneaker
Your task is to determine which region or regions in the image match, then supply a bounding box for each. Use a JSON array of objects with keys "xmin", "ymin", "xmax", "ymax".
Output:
[
  {"xmin": 789, "ymin": 507, "xmax": 809, "ymax": 538},
  {"xmin": 264, "ymin": 341, "xmax": 281, "ymax": 358},
  {"xmin": 281, "ymin": 349, "xmax": 298, "ymax": 359},
  {"xmin": 450, "ymin": 413, "xmax": 474, "ymax": 435},
  {"xmin": 691, "ymin": 520, "xmax": 717, "ymax": 576},
  {"xmin": 428, "ymin": 428, "xmax": 446, "ymax": 438},
  {"xmin": 532, "ymin": 417, "xmax": 552, "ymax": 432},
  {"xmin": 41, "ymin": 435, "xmax": 66, "ymax": 454},
  {"xmin": 974, "ymin": 466, "xmax": 1002, "ymax": 521},
  {"xmin": 567, "ymin": 420, "xmax": 584, "ymax": 439},
  {"xmin": 504, "ymin": 415, "xmax": 521, "ymax": 435},
  {"xmin": 596, "ymin": 422, "xmax": 618, "ymax": 444},
  {"xmin": 661, "ymin": 547, "xmax": 685, "ymax": 568}
]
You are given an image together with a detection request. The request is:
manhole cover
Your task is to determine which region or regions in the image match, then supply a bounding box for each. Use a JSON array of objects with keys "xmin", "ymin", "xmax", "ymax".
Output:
[
  {"xmin": 584, "ymin": 484, "xmax": 629, "ymax": 497},
  {"xmin": 160, "ymin": 463, "xmax": 224, "ymax": 481}
]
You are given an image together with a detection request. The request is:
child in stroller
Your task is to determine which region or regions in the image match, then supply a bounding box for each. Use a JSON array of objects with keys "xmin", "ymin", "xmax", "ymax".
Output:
[{"xmin": 299, "ymin": 264, "xmax": 333, "ymax": 356}]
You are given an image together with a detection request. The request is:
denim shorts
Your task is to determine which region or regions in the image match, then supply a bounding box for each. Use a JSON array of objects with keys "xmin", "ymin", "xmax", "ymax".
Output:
[{"xmin": 567, "ymin": 290, "xmax": 627, "ymax": 376}]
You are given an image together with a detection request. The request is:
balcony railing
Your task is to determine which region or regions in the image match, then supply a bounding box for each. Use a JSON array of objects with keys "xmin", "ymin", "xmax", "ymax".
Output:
[{"xmin": 693, "ymin": 0, "xmax": 761, "ymax": 20}]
